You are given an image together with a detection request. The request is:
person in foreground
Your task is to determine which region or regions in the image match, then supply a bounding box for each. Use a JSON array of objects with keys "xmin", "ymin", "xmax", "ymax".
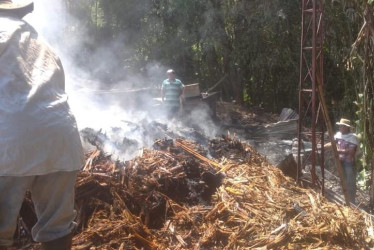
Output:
[
  {"xmin": 161, "ymin": 69, "xmax": 184, "ymax": 118},
  {"xmin": 0, "ymin": 1, "xmax": 84, "ymax": 249},
  {"xmin": 334, "ymin": 118, "xmax": 358, "ymax": 205}
]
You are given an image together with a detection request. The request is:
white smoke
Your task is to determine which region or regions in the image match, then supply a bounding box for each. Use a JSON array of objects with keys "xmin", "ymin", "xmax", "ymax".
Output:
[{"xmin": 24, "ymin": 0, "xmax": 220, "ymax": 161}]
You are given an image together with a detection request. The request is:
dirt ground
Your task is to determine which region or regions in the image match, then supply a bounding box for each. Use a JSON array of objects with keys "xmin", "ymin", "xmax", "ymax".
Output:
[{"xmin": 216, "ymin": 101, "xmax": 278, "ymax": 126}]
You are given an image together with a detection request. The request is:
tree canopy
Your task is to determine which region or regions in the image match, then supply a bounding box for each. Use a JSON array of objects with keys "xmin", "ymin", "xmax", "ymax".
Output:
[{"xmin": 61, "ymin": 0, "xmax": 371, "ymax": 118}]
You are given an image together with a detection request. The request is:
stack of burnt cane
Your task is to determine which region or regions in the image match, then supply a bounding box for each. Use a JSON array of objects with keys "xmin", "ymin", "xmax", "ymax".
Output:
[{"xmin": 17, "ymin": 136, "xmax": 373, "ymax": 249}]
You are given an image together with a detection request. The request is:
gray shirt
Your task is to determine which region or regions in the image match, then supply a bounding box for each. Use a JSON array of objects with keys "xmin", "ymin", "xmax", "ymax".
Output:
[{"xmin": 0, "ymin": 15, "xmax": 84, "ymax": 176}]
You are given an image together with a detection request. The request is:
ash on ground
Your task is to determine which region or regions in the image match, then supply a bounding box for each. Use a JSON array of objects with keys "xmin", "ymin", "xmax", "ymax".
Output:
[{"xmin": 80, "ymin": 101, "xmax": 372, "ymax": 212}]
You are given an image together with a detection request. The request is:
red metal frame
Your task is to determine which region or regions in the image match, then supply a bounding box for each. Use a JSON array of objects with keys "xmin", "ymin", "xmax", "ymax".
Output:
[{"xmin": 298, "ymin": 0, "xmax": 325, "ymax": 193}]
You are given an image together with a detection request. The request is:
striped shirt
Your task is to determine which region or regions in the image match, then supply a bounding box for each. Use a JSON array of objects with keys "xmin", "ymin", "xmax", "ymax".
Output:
[{"xmin": 162, "ymin": 79, "xmax": 184, "ymax": 107}]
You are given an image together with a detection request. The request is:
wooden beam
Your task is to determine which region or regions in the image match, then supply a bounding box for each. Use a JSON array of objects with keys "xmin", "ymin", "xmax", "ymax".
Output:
[{"xmin": 316, "ymin": 81, "xmax": 351, "ymax": 205}]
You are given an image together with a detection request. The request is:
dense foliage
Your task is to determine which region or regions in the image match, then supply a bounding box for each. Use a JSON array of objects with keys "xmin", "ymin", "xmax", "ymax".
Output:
[
  {"xmin": 61, "ymin": 0, "xmax": 368, "ymax": 115},
  {"xmin": 62, "ymin": 0, "xmax": 299, "ymax": 111}
]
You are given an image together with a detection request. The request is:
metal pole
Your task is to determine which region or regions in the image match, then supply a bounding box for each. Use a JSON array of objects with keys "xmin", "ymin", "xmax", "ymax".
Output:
[
  {"xmin": 298, "ymin": 0, "xmax": 326, "ymax": 192},
  {"xmin": 297, "ymin": 0, "xmax": 306, "ymax": 184}
]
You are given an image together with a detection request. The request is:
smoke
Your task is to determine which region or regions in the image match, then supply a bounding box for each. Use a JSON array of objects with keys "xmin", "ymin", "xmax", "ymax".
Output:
[
  {"xmin": 23, "ymin": 0, "xmax": 220, "ymax": 161},
  {"xmin": 24, "ymin": 1, "xmax": 65, "ymax": 45}
]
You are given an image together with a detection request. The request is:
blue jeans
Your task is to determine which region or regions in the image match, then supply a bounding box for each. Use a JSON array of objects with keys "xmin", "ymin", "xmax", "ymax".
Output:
[{"xmin": 341, "ymin": 161, "xmax": 357, "ymax": 204}]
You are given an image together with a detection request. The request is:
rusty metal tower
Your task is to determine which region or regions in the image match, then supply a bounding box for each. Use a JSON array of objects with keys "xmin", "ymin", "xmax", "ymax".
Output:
[{"xmin": 298, "ymin": 0, "xmax": 325, "ymax": 193}]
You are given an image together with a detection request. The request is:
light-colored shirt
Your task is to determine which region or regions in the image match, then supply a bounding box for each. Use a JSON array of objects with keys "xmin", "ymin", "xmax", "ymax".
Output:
[
  {"xmin": 0, "ymin": 15, "xmax": 84, "ymax": 176},
  {"xmin": 161, "ymin": 78, "xmax": 184, "ymax": 107}
]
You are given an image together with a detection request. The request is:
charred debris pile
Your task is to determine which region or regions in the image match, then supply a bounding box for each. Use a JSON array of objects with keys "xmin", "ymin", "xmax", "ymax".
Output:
[{"xmin": 19, "ymin": 136, "xmax": 373, "ymax": 249}]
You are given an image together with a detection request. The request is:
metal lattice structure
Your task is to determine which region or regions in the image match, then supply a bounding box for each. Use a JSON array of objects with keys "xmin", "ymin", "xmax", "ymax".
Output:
[{"xmin": 297, "ymin": 0, "xmax": 325, "ymax": 193}]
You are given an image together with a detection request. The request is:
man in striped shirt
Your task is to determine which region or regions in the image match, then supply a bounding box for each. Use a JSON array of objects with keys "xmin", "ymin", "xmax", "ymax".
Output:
[{"xmin": 161, "ymin": 69, "xmax": 184, "ymax": 117}]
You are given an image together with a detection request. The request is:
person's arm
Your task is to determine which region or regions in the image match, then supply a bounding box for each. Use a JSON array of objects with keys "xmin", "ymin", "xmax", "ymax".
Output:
[
  {"xmin": 180, "ymin": 85, "xmax": 185, "ymax": 99},
  {"xmin": 324, "ymin": 142, "xmax": 332, "ymax": 148},
  {"xmin": 179, "ymin": 81, "xmax": 185, "ymax": 100},
  {"xmin": 161, "ymin": 81, "xmax": 165, "ymax": 102}
]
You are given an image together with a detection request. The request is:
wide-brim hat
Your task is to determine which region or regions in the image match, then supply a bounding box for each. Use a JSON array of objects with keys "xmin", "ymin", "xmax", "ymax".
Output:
[
  {"xmin": 336, "ymin": 118, "xmax": 353, "ymax": 128},
  {"xmin": 0, "ymin": 0, "xmax": 33, "ymax": 11}
]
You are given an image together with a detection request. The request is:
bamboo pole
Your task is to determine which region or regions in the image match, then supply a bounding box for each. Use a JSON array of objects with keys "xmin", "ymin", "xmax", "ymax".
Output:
[
  {"xmin": 371, "ymin": 154, "xmax": 374, "ymax": 210},
  {"xmin": 316, "ymin": 82, "xmax": 351, "ymax": 205}
]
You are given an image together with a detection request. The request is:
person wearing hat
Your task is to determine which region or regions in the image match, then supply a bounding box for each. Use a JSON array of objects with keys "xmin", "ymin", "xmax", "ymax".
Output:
[
  {"xmin": 334, "ymin": 118, "xmax": 358, "ymax": 204},
  {"xmin": 161, "ymin": 69, "xmax": 185, "ymax": 118},
  {"xmin": 0, "ymin": 1, "xmax": 84, "ymax": 250}
]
